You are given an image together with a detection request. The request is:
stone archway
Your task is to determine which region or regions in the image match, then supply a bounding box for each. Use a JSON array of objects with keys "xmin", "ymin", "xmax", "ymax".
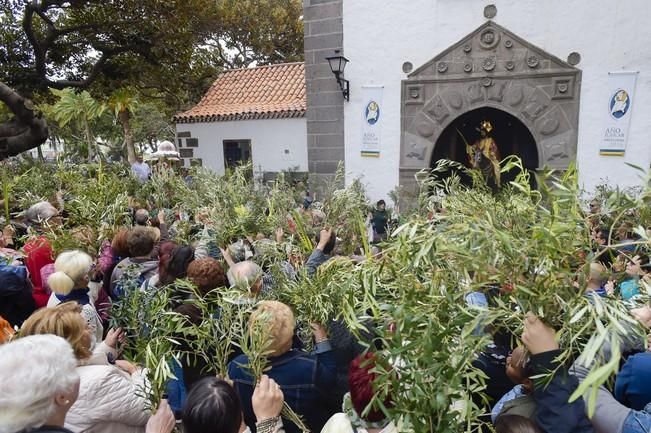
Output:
[
  {"xmin": 400, "ymin": 21, "xmax": 581, "ymax": 193},
  {"xmin": 431, "ymin": 106, "xmax": 538, "ymax": 186}
]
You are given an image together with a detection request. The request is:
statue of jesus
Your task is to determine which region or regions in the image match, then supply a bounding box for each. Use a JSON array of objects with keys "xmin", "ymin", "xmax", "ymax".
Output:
[{"xmin": 466, "ymin": 120, "xmax": 501, "ymax": 188}]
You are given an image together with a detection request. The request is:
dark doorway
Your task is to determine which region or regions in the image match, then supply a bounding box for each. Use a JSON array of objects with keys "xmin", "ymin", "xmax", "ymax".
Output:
[
  {"xmin": 223, "ymin": 139, "xmax": 251, "ymax": 169},
  {"xmin": 430, "ymin": 107, "xmax": 538, "ymax": 188}
]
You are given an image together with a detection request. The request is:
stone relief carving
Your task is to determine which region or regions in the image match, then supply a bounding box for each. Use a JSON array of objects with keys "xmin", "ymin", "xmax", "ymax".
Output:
[
  {"xmin": 467, "ymin": 83, "xmax": 485, "ymax": 104},
  {"xmin": 521, "ymin": 88, "xmax": 550, "ymax": 121},
  {"xmin": 552, "ymin": 77, "xmax": 574, "ymax": 100},
  {"xmin": 484, "ymin": 4, "xmax": 497, "ymax": 19},
  {"xmin": 401, "ymin": 21, "xmax": 581, "ymax": 176},
  {"xmin": 415, "ymin": 113, "xmax": 436, "ymax": 137},
  {"xmin": 487, "ymin": 81, "xmax": 507, "ymax": 102},
  {"xmin": 537, "ymin": 106, "xmax": 571, "ymax": 138},
  {"xmin": 479, "ymin": 29, "xmax": 500, "ymax": 49},
  {"xmin": 526, "ymin": 55, "xmax": 540, "ymax": 68},
  {"xmin": 506, "ymin": 86, "xmax": 525, "ymax": 107},
  {"xmin": 444, "ymin": 91, "xmax": 464, "ymax": 110},
  {"xmin": 425, "ymin": 94, "xmax": 450, "ymax": 123},
  {"xmin": 481, "ymin": 77, "xmax": 493, "ymax": 87},
  {"xmin": 482, "ymin": 56, "xmax": 496, "ymax": 71}
]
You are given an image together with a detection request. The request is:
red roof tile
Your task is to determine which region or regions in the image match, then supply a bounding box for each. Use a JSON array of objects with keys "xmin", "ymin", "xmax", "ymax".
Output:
[{"xmin": 174, "ymin": 62, "xmax": 306, "ymax": 123}]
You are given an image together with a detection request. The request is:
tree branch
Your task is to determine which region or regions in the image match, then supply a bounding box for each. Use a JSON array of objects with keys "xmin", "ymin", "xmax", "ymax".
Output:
[{"xmin": 0, "ymin": 81, "xmax": 49, "ymax": 158}]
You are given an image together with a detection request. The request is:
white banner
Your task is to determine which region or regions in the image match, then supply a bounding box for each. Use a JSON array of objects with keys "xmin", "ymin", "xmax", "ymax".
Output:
[
  {"xmin": 599, "ymin": 71, "xmax": 638, "ymax": 156},
  {"xmin": 361, "ymin": 86, "xmax": 383, "ymax": 157}
]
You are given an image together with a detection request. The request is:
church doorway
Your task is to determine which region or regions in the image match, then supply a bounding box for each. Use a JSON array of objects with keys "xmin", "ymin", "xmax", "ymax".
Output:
[{"xmin": 430, "ymin": 107, "xmax": 538, "ymax": 188}]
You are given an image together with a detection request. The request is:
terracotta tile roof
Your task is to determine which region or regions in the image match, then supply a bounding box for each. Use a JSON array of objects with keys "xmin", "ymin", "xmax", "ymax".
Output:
[{"xmin": 174, "ymin": 62, "xmax": 306, "ymax": 123}]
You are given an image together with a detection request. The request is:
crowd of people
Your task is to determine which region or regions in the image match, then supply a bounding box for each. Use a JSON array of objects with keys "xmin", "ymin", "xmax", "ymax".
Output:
[{"xmin": 0, "ymin": 174, "xmax": 650, "ymax": 433}]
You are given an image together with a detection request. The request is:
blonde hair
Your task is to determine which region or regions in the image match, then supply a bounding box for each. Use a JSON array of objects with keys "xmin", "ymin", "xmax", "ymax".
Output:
[
  {"xmin": 589, "ymin": 262, "xmax": 608, "ymax": 285},
  {"xmin": 250, "ymin": 301, "xmax": 295, "ymax": 356},
  {"xmin": 47, "ymin": 250, "xmax": 93, "ymax": 296},
  {"xmin": 19, "ymin": 302, "xmax": 92, "ymax": 360},
  {"xmin": 0, "ymin": 335, "xmax": 79, "ymax": 433}
]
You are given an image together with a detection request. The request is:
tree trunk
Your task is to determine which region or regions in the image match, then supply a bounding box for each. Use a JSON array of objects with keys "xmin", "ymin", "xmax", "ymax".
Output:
[
  {"xmin": 0, "ymin": 81, "xmax": 48, "ymax": 159},
  {"xmin": 83, "ymin": 118, "xmax": 94, "ymax": 163},
  {"xmin": 119, "ymin": 109, "xmax": 136, "ymax": 164}
]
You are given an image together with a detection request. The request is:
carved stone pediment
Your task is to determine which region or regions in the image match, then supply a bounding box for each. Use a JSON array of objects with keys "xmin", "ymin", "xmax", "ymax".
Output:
[
  {"xmin": 400, "ymin": 20, "xmax": 582, "ymax": 192},
  {"xmin": 408, "ymin": 21, "xmax": 578, "ymax": 80}
]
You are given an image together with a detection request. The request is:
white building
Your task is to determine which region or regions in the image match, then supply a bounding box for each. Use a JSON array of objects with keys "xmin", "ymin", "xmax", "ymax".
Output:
[
  {"xmin": 303, "ymin": 0, "xmax": 651, "ymax": 201},
  {"xmin": 174, "ymin": 63, "xmax": 308, "ymax": 178}
]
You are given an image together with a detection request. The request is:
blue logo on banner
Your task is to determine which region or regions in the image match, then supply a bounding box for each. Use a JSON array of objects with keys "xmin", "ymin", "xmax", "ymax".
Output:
[
  {"xmin": 610, "ymin": 89, "xmax": 630, "ymax": 119},
  {"xmin": 365, "ymin": 101, "xmax": 380, "ymax": 125}
]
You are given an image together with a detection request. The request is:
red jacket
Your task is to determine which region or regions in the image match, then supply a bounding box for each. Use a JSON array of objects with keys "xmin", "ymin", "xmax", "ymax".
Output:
[{"xmin": 23, "ymin": 236, "xmax": 54, "ymax": 308}]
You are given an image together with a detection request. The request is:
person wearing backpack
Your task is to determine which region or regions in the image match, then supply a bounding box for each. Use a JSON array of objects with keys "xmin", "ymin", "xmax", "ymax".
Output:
[{"xmin": 109, "ymin": 226, "xmax": 159, "ymax": 299}]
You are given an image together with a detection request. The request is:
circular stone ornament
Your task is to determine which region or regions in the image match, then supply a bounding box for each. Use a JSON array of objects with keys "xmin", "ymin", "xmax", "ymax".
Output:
[
  {"xmin": 484, "ymin": 4, "xmax": 497, "ymax": 19},
  {"xmin": 479, "ymin": 29, "xmax": 500, "ymax": 49},
  {"xmin": 482, "ymin": 56, "xmax": 496, "ymax": 71},
  {"xmin": 437, "ymin": 62, "xmax": 448, "ymax": 73},
  {"xmin": 567, "ymin": 52, "xmax": 581, "ymax": 66},
  {"xmin": 464, "ymin": 63, "xmax": 473, "ymax": 73},
  {"xmin": 527, "ymin": 55, "xmax": 540, "ymax": 68},
  {"xmin": 505, "ymin": 61, "xmax": 515, "ymax": 71},
  {"xmin": 504, "ymin": 39, "xmax": 513, "ymax": 49},
  {"xmin": 463, "ymin": 44, "xmax": 472, "ymax": 53},
  {"xmin": 402, "ymin": 61, "xmax": 413, "ymax": 73}
]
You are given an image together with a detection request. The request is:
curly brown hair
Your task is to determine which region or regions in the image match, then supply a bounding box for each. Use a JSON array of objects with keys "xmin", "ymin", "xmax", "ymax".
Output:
[
  {"xmin": 19, "ymin": 302, "xmax": 92, "ymax": 360},
  {"xmin": 187, "ymin": 258, "xmax": 227, "ymax": 296}
]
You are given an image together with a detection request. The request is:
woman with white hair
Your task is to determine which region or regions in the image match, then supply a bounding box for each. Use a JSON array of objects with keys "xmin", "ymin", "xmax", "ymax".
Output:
[
  {"xmin": 47, "ymin": 250, "xmax": 106, "ymax": 348},
  {"xmin": 0, "ymin": 334, "xmax": 80, "ymax": 433},
  {"xmin": 19, "ymin": 303, "xmax": 151, "ymax": 433}
]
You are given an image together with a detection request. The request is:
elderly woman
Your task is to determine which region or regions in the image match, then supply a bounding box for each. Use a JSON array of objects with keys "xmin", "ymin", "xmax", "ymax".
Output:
[
  {"xmin": 228, "ymin": 301, "xmax": 337, "ymax": 433},
  {"xmin": 0, "ymin": 334, "xmax": 80, "ymax": 433},
  {"xmin": 19, "ymin": 303, "xmax": 151, "ymax": 433},
  {"xmin": 46, "ymin": 250, "xmax": 105, "ymax": 348}
]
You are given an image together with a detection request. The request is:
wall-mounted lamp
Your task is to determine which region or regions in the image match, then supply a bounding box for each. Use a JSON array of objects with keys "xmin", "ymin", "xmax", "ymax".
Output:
[{"xmin": 326, "ymin": 51, "xmax": 350, "ymax": 101}]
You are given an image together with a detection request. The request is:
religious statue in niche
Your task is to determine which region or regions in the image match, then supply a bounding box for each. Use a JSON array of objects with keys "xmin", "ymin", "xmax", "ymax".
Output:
[{"xmin": 464, "ymin": 120, "xmax": 501, "ymax": 188}]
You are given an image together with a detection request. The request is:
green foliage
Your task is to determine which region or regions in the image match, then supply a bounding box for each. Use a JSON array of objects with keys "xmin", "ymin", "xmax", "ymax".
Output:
[
  {"xmin": 213, "ymin": 0, "xmax": 304, "ymax": 68},
  {"xmin": 109, "ymin": 267, "xmax": 186, "ymax": 409},
  {"xmin": 279, "ymin": 258, "xmax": 358, "ymax": 349},
  {"xmin": 5, "ymin": 155, "xmax": 651, "ymax": 430},
  {"xmin": 318, "ymin": 165, "xmax": 371, "ymax": 255}
]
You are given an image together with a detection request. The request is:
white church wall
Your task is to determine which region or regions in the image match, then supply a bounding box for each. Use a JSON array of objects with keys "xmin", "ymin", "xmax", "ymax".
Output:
[
  {"xmin": 175, "ymin": 118, "xmax": 308, "ymax": 175},
  {"xmin": 342, "ymin": 0, "xmax": 651, "ymax": 201}
]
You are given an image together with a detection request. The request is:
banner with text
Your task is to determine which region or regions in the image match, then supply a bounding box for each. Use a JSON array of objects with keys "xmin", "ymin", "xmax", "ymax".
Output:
[
  {"xmin": 599, "ymin": 71, "xmax": 638, "ymax": 156},
  {"xmin": 361, "ymin": 86, "xmax": 383, "ymax": 157}
]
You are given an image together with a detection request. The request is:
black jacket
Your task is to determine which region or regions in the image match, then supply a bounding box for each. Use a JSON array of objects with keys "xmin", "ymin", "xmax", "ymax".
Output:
[
  {"xmin": 530, "ymin": 350, "xmax": 595, "ymax": 433},
  {"xmin": 0, "ymin": 265, "xmax": 36, "ymax": 327},
  {"xmin": 21, "ymin": 426, "xmax": 75, "ymax": 433}
]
